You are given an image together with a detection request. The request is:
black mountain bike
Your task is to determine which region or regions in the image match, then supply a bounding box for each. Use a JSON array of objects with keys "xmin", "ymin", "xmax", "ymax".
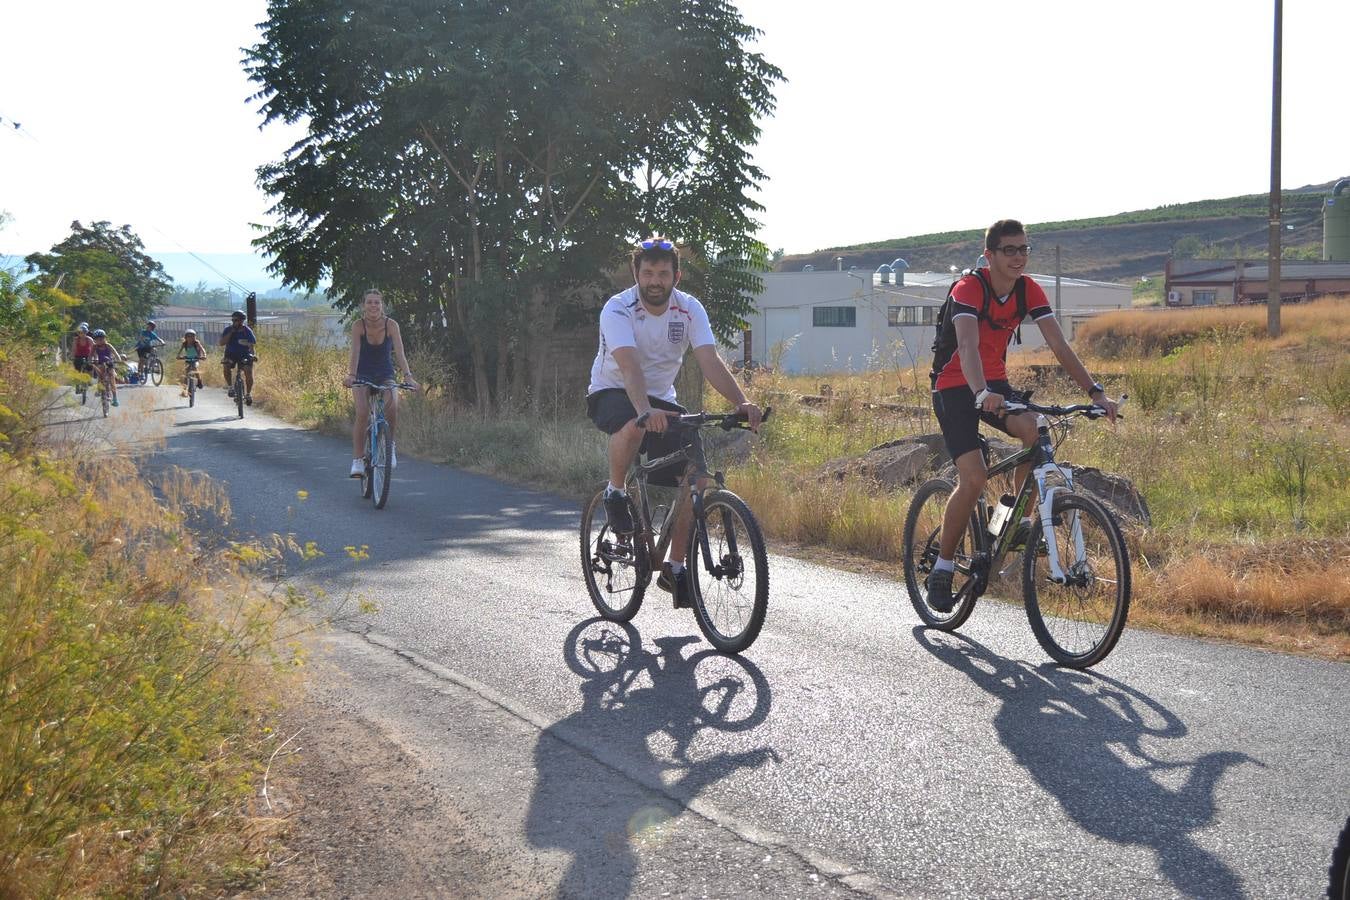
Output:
[
  {"xmin": 903, "ymin": 395, "xmax": 1131, "ymax": 668},
  {"xmin": 580, "ymin": 408, "xmax": 771, "ymax": 654},
  {"xmin": 228, "ymin": 355, "xmax": 255, "ymax": 419}
]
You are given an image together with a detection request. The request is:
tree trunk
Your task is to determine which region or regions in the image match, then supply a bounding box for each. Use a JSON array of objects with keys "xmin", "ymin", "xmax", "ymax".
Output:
[
  {"xmin": 525, "ymin": 285, "xmax": 556, "ymax": 414},
  {"xmin": 675, "ymin": 350, "xmax": 705, "ymax": 413}
]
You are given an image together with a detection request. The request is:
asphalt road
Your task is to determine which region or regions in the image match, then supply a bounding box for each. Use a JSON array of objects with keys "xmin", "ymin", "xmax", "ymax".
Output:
[{"xmin": 90, "ymin": 382, "xmax": 1349, "ymax": 898}]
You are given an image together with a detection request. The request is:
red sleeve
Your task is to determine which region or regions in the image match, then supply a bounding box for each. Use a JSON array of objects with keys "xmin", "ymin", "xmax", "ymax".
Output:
[
  {"xmin": 1024, "ymin": 278, "xmax": 1053, "ymax": 318},
  {"xmin": 949, "ymin": 275, "xmax": 986, "ymax": 314}
]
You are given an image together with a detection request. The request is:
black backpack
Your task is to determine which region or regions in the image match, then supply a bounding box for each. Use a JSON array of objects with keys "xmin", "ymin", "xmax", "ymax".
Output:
[{"xmin": 929, "ymin": 269, "xmax": 1027, "ymax": 381}]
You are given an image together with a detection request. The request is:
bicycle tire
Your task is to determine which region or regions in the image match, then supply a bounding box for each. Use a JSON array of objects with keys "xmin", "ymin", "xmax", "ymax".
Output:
[
  {"xmin": 79, "ymin": 383, "xmax": 87, "ymax": 405},
  {"xmin": 101, "ymin": 387, "xmax": 109, "ymax": 418},
  {"xmin": 187, "ymin": 377, "xmax": 195, "ymax": 408},
  {"xmin": 149, "ymin": 357, "xmax": 163, "ymax": 386},
  {"xmin": 372, "ymin": 421, "xmax": 392, "ymax": 509},
  {"xmin": 902, "ymin": 478, "xmax": 981, "ymax": 629},
  {"xmin": 1330, "ymin": 815, "xmax": 1350, "ymax": 900},
  {"xmin": 579, "ymin": 486, "xmax": 648, "ymax": 621},
  {"xmin": 234, "ymin": 373, "xmax": 245, "ymax": 418},
  {"xmin": 688, "ymin": 489, "xmax": 769, "ymax": 654},
  {"xmin": 1022, "ymin": 491, "xmax": 1131, "ymax": 668}
]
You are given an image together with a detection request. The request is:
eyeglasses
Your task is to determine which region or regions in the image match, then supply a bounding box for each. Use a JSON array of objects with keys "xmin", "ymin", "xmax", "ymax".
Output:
[
  {"xmin": 639, "ymin": 237, "xmax": 674, "ymax": 251},
  {"xmin": 994, "ymin": 244, "xmax": 1032, "ymax": 257}
]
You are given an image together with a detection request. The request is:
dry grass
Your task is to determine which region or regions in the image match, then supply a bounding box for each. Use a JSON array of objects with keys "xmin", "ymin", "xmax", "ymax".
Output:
[
  {"xmin": 1075, "ymin": 293, "xmax": 1350, "ymax": 358},
  {"xmin": 1, "ymin": 343, "xmax": 311, "ymax": 895}
]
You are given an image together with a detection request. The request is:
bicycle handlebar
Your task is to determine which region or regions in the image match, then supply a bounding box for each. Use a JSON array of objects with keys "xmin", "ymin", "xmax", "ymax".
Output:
[
  {"xmin": 1002, "ymin": 394, "xmax": 1127, "ymax": 419},
  {"xmin": 635, "ymin": 406, "xmax": 773, "ymax": 431},
  {"xmin": 350, "ymin": 379, "xmax": 417, "ymax": 391}
]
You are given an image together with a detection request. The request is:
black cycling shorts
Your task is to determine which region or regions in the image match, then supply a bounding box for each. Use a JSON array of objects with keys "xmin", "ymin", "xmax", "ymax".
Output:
[
  {"xmin": 932, "ymin": 379, "xmax": 1022, "ymax": 463},
  {"xmin": 586, "ymin": 389, "xmax": 702, "ymax": 488},
  {"xmin": 223, "ymin": 352, "xmax": 254, "ymax": 367},
  {"xmin": 73, "ymin": 356, "xmax": 91, "ymax": 373}
]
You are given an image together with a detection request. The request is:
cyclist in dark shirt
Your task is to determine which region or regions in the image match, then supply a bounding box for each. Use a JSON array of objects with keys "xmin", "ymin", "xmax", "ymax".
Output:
[{"xmin": 219, "ymin": 311, "xmax": 257, "ymax": 405}]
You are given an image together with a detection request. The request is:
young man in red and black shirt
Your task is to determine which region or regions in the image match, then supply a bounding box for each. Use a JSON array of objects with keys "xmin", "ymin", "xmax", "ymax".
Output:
[{"xmin": 926, "ymin": 219, "xmax": 1118, "ymax": 612}]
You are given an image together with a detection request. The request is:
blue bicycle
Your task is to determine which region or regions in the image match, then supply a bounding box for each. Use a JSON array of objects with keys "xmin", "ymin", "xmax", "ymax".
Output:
[{"xmin": 352, "ymin": 380, "xmax": 414, "ymax": 509}]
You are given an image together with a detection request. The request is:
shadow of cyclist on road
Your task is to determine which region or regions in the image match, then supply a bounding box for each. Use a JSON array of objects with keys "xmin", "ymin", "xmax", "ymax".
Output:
[
  {"xmin": 915, "ymin": 627, "xmax": 1259, "ymax": 900},
  {"xmin": 525, "ymin": 619, "xmax": 777, "ymax": 898}
]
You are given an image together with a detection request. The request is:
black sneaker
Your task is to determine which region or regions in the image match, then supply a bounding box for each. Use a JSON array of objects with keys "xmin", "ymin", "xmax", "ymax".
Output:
[
  {"xmin": 245, "ymin": 394, "xmax": 253, "ymax": 406},
  {"xmin": 226, "ymin": 386, "xmax": 235, "ymax": 398},
  {"xmin": 925, "ymin": 568, "xmax": 956, "ymax": 613},
  {"xmin": 604, "ymin": 491, "xmax": 634, "ymax": 535},
  {"xmin": 658, "ymin": 563, "xmax": 693, "ymax": 609}
]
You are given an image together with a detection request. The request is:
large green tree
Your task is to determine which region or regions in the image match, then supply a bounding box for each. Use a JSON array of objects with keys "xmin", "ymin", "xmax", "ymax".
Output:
[
  {"xmin": 24, "ymin": 221, "xmax": 174, "ymax": 339},
  {"xmin": 245, "ymin": 0, "xmax": 781, "ymax": 412}
]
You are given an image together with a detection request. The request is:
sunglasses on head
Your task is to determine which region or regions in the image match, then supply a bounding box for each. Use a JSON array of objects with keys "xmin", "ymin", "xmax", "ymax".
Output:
[
  {"xmin": 639, "ymin": 237, "xmax": 674, "ymax": 251},
  {"xmin": 994, "ymin": 244, "xmax": 1032, "ymax": 257}
]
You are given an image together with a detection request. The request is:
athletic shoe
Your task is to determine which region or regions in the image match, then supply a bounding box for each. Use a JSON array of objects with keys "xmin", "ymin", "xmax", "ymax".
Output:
[
  {"xmin": 925, "ymin": 568, "xmax": 955, "ymax": 613},
  {"xmin": 657, "ymin": 562, "xmax": 694, "ymax": 609},
  {"xmin": 226, "ymin": 386, "xmax": 235, "ymax": 398},
  {"xmin": 350, "ymin": 459, "xmax": 364, "ymax": 478},
  {"xmin": 604, "ymin": 491, "xmax": 634, "ymax": 535},
  {"xmin": 245, "ymin": 394, "xmax": 252, "ymax": 406}
]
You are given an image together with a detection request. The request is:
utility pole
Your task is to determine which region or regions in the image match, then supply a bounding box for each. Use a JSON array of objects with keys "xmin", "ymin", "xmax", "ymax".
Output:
[
  {"xmin": 1267, "ymin": 0, "xmax": 1282, "ymax": 337},
  {"xmin": 1054, "ymin": 245, "xmax": 1062, "ymax": 319}
]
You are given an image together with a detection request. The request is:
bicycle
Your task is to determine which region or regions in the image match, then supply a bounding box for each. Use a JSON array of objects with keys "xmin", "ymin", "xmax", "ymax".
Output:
[
  {"xmin": 903, "ymin": 394, "xmax": 1132, "ymax": 668},
  {"xmin": 226, "ymin": 354, "xmax": 256, "ymax": 419},
  {"xmin": 177, "ymin": 355, "xmax": 203, "ymax": 408},
  {"xmin": 580, "ymin": 408, "xmax": 772, "ymax": 655},
  {"xmin": 92, "ymin": 361, "xmax": 118, "ymax": 418},
  {"xmin": 351, "ymin": 379, "xmax": 414, "ymax": 510},
  {"xmin": 1331, "ymin": 815, "xmax": 1350, "ymax": 900},
  {"xmin": 140, "ymin": 348, "xmax": 164, "ymax": 387}
]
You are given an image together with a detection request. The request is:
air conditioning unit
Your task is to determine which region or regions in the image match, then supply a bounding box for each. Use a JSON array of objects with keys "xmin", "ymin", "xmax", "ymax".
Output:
[{"xmin": 1167, "ymin": 291, "xmax": 1182, "ymax": 305}]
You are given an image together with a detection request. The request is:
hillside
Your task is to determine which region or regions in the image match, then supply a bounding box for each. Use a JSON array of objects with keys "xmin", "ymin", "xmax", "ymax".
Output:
[{"xmin": 778, "ymin": 179, "xmax": 1344, "ymax": 282}]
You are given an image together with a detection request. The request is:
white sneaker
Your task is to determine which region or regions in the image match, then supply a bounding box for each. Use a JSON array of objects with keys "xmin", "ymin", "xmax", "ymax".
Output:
[
  {"xmin": 390, "ymin": 443, "xmax": 397, "ymax": 468},
  {"xmin": 349, "ymin": 459, "xmax": 364, "ymax": 478}
]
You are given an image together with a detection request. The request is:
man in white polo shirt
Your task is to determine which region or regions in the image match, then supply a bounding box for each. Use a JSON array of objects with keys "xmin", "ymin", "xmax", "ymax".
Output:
[{"xmin": 586, "ymin": 236, "xmax": 763, "ymax": 608}]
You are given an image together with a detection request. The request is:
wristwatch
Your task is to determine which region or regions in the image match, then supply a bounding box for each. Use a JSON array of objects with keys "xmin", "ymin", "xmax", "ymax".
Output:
[
  {"xmin": 974, "ymin": 388, "xmax": 991, "ymax": 407},
  {"xmin": 1088, "ymin": 382, "xmax": 1106, "ymax": 398}
]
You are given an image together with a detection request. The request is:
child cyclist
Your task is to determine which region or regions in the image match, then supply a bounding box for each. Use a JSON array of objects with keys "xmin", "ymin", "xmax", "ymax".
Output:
[
  {"xmin": 90, "ymin": 330, "xmax": 124, "ymax": 406},
  {"xmin": 134, "ymin": 320, "xmax": 166, "ymax": 383},
  {"xmin": 177, "ymin": 329, "xmax": 207, "ymax": 397}
]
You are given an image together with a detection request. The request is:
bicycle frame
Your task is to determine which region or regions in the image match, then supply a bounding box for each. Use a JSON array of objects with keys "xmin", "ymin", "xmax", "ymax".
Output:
[
  {"xmin": 978, "ymin": 417, "xmax": 1080, "ymax": 586},
  {"xmin": 629, "ymin": 435, "xmax": 729, "ymax": 579}
]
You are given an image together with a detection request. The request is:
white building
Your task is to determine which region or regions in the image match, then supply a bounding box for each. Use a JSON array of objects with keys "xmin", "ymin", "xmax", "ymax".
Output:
[{"xmin": 739, "ymin": 266, "xmax": 1131, "ymax": 375}]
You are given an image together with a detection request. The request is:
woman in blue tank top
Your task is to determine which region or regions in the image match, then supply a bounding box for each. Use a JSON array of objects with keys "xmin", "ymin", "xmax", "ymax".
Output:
[{"xmin": 343, "ymin": 289, "xmax": 420, "ymax": 477}]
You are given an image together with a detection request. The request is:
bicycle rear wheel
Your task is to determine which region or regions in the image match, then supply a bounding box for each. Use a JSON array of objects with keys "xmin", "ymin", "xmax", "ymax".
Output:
[
  {"xmin": 902, "ymin": 478, "xmax": 981, "ymax": 629},
  {"xmin": 688, "ymin": 490, "xmax": 768, "ymax": 654},
  {"xmin": 1023, "ymin": 491, "xmax": 1131, "ymax": 668},
  {"xmin": 580, "ymin": 487, "xmax": 648, "ymax": 621},
  {"xmin": 149, "ymin": 357, "xmax": 163, "ymax": 386},
  {"xmin": 372, "ymin": 420, "xmax": 392, "ymax": 509}
]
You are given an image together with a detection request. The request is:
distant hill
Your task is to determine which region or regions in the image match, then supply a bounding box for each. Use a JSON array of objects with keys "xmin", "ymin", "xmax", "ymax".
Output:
[{"xmin": 778, "ymin": 179, "xmax": 1345, "ymax": 282}]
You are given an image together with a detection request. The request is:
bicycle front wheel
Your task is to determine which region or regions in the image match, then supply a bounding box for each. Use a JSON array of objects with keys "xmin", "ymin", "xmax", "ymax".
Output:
[
  {"xmin": 234, "ymin": 375, "xmax": 245, "ymax": 418},
  {"xmin": 372, "ymin": 421, "xmax": 392, "ymax": 509},
  {"xmin": 903, "ymin": 478, "xmax": 981, "ymax": 629},
  {"xmin": 187, "ymin": 378, "xmax": 195, "ymax": 408},
  {"xmin": 149, "ymin": 357, "xmax": 163, "ymax": 386},
  {"xmin": 580, "ymin": 487, "xmax": 648, "ymax": 621},
  {"xmin": 1023, "ymin": 491, "xmax": 1131, "ymax": 668},
  {"xmin": 689, "ymin": 490, "xmax": 768, "ymax": 654}
]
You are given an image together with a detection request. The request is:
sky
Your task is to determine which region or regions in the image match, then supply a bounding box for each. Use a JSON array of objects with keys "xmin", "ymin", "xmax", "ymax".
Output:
[{"xmin": 2, "ymin": 0, "xmax": 1347, "ymax": 282}]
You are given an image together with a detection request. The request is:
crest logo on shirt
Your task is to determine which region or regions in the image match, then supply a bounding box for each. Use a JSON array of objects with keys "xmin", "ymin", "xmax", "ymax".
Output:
[{"xmin": 668, "ymin": 320, "xmax": 686, "ymax": 344}]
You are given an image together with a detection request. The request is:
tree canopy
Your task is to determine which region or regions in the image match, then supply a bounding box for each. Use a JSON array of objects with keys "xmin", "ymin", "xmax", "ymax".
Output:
[
  {"xmin": 245, "ymin": 0, "xmax": 782, "ymax": 411},
  {"xmin": 24, "ymin": 221, "xmax": 174, "ymax": 338}
]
